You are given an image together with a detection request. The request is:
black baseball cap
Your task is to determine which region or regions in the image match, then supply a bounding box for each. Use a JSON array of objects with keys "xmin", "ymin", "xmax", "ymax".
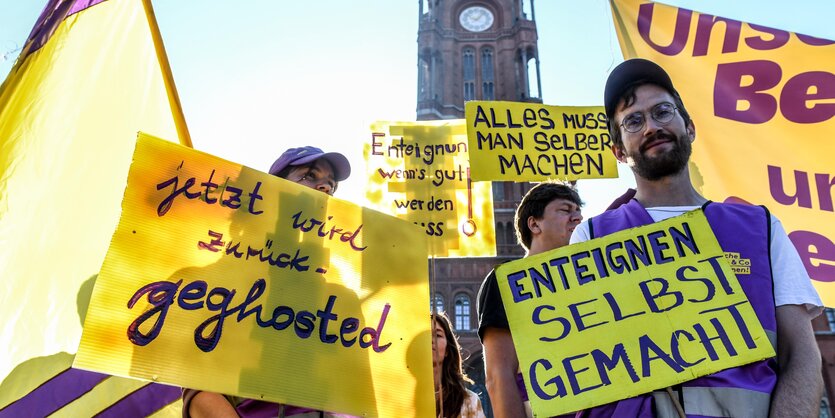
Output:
[{"xmin": 604, "ymin": 58, "xmax": 677, "ymax": 121}]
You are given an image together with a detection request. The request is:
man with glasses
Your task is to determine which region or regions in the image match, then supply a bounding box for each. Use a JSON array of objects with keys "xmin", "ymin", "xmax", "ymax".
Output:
[{"xmin": 570, "ymin": 59, "xmax": 823, "ymax": 417}]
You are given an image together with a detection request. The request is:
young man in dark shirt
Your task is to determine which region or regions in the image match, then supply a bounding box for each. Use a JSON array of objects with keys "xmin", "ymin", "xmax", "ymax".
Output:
[{"xmin": 477, "ymin": 181, "xmax": 582, "ymax": 418}]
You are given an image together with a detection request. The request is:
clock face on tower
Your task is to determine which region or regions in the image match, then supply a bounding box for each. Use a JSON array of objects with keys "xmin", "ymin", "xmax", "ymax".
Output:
[{"xmin": 459, "ymin": 6, "xmax": 494, "ymax": 32}]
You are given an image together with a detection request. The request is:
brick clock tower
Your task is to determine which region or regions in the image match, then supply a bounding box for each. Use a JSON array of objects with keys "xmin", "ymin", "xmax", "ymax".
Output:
[
  {"xmin": 416, "ymin": 1, "xmax": 542, "ymax": 415},
  {"xmin": 417, "ymin": 0, "xmax": 542, "ymax": 119}
]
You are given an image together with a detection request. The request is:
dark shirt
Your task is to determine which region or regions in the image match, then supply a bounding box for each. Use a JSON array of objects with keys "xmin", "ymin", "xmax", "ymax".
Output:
[{"xmin": 476, "ymin": 269, "xmax": 508, "ymax": 342}]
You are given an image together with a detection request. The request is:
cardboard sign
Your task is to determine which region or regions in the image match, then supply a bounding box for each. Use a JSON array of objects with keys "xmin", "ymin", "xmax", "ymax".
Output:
[
  {"xmin": 75, "ymin": 133, "xmax": 433, "ymax": 418},
  {"xmin": 365, "ymin": 120, "xmax": 496, "ymax": 257},
  {"xmin": 497, "ymin": 210, "xmax": 774, "ymax": 416},
  {"xmin": 611, "ymin": 0, "xmax": 835, "ymax": 305},
  {"xmin": 465, "ymin": 101, "xmax": 618, "ymax": 182}
]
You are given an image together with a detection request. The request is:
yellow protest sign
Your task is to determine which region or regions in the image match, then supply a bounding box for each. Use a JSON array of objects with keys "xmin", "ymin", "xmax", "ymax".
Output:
[
  {"xmin": 610, "ymin": 0, "xmax": 835, "ymax": 305},
  {"xmin": 497, "ymin": 210, "xmax": 774, "ymax": 417},
  {"xmin": 365, "ymin": 120, "xmax": 496, "ymax": 257},
  {"xmin": 464, "ymin": 101, "xmax": 617, "ymax": 182},
  {"xmin": 74, "ymin": 133, "xmax": 433, "ymax": 418}
]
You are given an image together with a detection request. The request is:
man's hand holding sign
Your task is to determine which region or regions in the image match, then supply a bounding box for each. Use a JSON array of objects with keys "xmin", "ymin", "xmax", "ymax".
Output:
[{"xmin": 497, "ymin": 210, "xmax": 774, "ymax": 417}]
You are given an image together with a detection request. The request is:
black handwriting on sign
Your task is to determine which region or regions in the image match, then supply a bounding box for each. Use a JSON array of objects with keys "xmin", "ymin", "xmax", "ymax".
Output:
[
  {"xmin": 290, "ymin": 211, "xmax": 367, "ymax": 251},
  {"xmin": 126, "ymin": 278, "xmax": 392, "ymax": 353},
  {"xmin": 156, "ymin": 165, "xmax": 264, "ymax": 217},
  {"xmin": 198, "ymin": 230, "xmax": 310, "ymax": 272}
]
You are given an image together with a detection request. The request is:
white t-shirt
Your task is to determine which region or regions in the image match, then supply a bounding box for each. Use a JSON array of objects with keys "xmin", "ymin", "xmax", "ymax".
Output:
[{"xmin": 570, "ymin": 206, "xmax": 823, "ymax": 316}]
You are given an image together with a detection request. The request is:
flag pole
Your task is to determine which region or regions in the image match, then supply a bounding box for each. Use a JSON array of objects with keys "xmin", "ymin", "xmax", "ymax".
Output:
[{"xmin": 141, "ymin": 0, "xmax": 192, "ymax": 148}]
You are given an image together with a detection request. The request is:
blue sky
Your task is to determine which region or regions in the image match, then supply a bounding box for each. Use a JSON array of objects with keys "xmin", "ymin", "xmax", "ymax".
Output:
[{"xmin": 1, "ymin": 0, "xmax": 833, "ymax": 215}]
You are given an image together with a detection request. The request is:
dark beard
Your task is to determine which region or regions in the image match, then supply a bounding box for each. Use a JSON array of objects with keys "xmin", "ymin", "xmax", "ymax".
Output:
[{"xmin": 629, "ymin": 131, "xmax": 692, "ymax": 181}]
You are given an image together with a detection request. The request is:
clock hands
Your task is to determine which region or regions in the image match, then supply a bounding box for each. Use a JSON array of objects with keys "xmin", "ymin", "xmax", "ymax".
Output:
[{"xmin": 460, "ymin": 7, "xmax": 493, "ymax": 32}]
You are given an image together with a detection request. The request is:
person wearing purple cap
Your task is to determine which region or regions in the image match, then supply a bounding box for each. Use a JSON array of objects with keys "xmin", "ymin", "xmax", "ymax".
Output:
[
  {"xmin": 268, "ymin": 146, "xmax": 352, "ymax": 195},
  {"xmin": 182, "ymin": 146, "xmax": 356, "ymax": 418},
  {"xmin": 569, "ymin": 59, "xmax": 823, "ymax": 417}
]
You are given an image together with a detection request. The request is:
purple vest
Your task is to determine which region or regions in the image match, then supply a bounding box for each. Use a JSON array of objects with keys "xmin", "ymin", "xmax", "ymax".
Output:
[{"xmin": 579, "ymin": 200, "xmax": 777, "ymax": 418}]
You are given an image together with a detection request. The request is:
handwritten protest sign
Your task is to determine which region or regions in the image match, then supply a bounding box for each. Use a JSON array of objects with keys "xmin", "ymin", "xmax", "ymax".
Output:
[
  {"xmin": 610, "ymin": 0, "xmax": 835, "ymax": 305},
  {"xmin": 497, "ymin": 210, "xmax": 774, "ymax": 416},
  {"xmin": 74, "ymin": 133, "xmax": 434, "ymax": 418},
  {"xmin": 365, "ymin": 120, "xmax": 495, "ymax": 257},
  {"xmin": 465, "ymin": 101, "xmax": 618, "ymax": 182}
]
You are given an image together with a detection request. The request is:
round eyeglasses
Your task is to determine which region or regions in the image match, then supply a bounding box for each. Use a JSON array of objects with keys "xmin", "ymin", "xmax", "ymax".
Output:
[{"xmin": 619, "ymin": 102, "xmax": 679, "ymax": 133}]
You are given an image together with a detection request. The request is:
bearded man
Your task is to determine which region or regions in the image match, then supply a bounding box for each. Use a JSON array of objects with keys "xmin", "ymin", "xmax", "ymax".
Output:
[{"xmin": 570, "ymin": 59, "xmax": 823, "ymax": 418}]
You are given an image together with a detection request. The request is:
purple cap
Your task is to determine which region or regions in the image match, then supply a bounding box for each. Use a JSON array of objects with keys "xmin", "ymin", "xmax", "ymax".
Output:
[
  {"xmin": 604, "ymin": 58, "xmax": 677, "ymax": 120},
  {"xmin": 268, "ymin": 146, "xmax": 351, "ymax": 182}
]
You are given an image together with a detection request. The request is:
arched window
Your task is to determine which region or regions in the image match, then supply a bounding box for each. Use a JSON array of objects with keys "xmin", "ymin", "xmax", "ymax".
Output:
[
  {"xmin": 462, "ymin": 47, "xmax": 475, "ymax": 101},
  {"xmin": 418, "ymin": 57, "xmax": 430, "ymax": 100},
  {"xmin": 433, "ymin": 293, "xmax": 445, "ymax": 314},
  {"xmin": 505, "ymin": 221, "xmax": 516, "ymax": 247},
  {"xmin": 496, "ymin": 222, "xmax": 506, "ymax": 248},
  {"xmin": 527, "ymin": 54, "xmax": 540, "ymax": 99},
  {"xmin": 492, "ymin": 181, "xmax": 505, "ymax": 201},
  {"xmin": 454, "ymin": 294, "xmax": 471, "ymax": 330},
  {"xmin": 520, "ymin": 0, "xmax": 533, "ymax": 19},
  {"xmin": 481, "ymin": 47, "xmax": 494, "ymax": 100}
]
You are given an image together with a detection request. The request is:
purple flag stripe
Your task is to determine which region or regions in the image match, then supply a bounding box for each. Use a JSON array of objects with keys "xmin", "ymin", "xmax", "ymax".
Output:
[
  {"xmin": 68, "ymin": 0, "xmax": 108, "ymax": 15},
  {"xmin": 0, "ymin": 367, "xmax": 109, "ymax": 417},
  {"xmin": 22, "ymin": 0, "xmax": 108, "ymax": 58},
  {"xmin": 94, "ymin": 383, "xmax": 181, "ymax": 418}
]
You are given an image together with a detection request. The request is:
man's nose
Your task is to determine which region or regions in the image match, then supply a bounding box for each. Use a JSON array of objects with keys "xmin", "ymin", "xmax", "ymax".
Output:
[
  {"xmin": 642, "ymin": 114, "xmax": 665, "ymax": 136},
  {"xmin": 317, "ymin": 182, "xmax": 333, "ymax": 195}
]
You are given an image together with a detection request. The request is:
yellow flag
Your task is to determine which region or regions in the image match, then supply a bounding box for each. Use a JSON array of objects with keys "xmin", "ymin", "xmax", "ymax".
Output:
[
  {"xmin": 0, "ymin": 0, "xmax": 190, "ymax": 416},
  {"xmin": 610, "ymin": 0, "xmax": 835, "ymax": 305}
]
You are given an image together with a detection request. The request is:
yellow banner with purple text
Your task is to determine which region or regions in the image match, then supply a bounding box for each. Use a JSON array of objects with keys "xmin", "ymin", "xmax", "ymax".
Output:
[
  {"xmin": 74, "ymin": 133, "xmax": 433, "ymax": 418},
  {"xmin": 465, "ymin": 101, "xmax": 617, "ymax": 182},
  {"xmin": 498, "ymin": 210, "xmax": 774, "ymax": 417},
  {"xmin": 365, "ymin": 120, "xmax": 496, "ymax": 257},
  {"xmin": 611, "ymin": 0, "xmax": 835, "ymax": 305}
]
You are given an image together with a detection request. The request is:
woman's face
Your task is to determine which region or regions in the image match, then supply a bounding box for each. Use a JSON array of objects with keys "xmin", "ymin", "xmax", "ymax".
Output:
[
  {"xmin": 432, "ymin": 320, "xmax": 448, "ymax": 366},
  {"xmin": 286, "ymin": 158, "xmax": 337, "ymax": 195}
]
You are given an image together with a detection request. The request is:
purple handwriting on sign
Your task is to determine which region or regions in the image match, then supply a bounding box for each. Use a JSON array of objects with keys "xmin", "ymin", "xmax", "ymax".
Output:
[
  {"xmin": 290, "ymin": 211, "xmax": 367, "ymax": 251},
  {"xmin": 156, "ymin": 165, "xmax": 264, "ymax": 217},
  {"xmin": 198, "ymin": 230, "xmax": 310, "ymax": 272},
  {"xmin": 127, "ymin": 280, "xmax": 182, "ymax": 346},
  {"xmin": 126, "ymin": 278, "xmax": 392, "ymax": 353}
]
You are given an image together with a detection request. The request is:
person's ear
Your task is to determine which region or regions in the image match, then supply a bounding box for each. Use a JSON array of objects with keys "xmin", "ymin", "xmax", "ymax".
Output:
[
  {"xmin": 527, "ymin": 216, "xmax": 540, "ymax": 236},
  {"xmin": 612, "ymin": 143, "xmax": 628, "ymax": 163},
  {"xmin": 686, "ymin": 120, "xmax": 696, "ymax": 142}
]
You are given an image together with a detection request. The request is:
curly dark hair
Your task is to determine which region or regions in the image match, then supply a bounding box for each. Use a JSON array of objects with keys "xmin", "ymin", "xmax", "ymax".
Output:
[
  {"xmin": 514, "ymin": 181, "xmax": 582, "ymax": 252},
  {"xmin": 434, "ymin": 312, "xmax": 473, "ymax": 418}
]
